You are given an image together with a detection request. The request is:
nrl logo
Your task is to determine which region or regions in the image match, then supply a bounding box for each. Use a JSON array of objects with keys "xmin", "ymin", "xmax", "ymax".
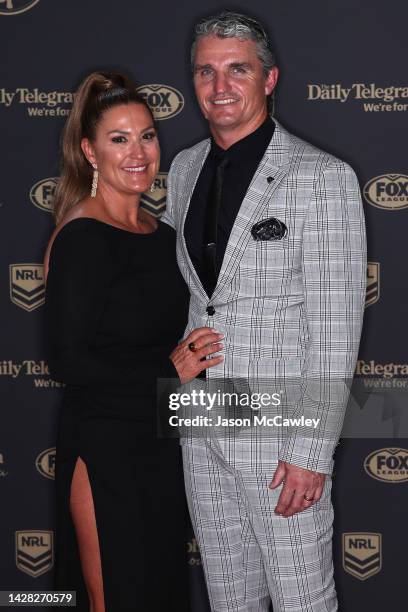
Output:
[
  {"xmin": 16, "ymin": 530, "xmax": 53, "ymax": 577},
  {"xmin": 0, "ymin": 0, "xmax": 40, "ymax": 15},
  {"xmin": 366, "ymin": 262, "xmax": 380, "ymax": 308},
  {"xmin": 141, "ymin": 172, "xmax": 167, "ymax": 217},
  {"xmin": 343, "ymin": 533, "xmax": 382, "ymax": 580},
  {"xmin": 10, "ymin": 264, "xmax": 45, "ymax": 311}
]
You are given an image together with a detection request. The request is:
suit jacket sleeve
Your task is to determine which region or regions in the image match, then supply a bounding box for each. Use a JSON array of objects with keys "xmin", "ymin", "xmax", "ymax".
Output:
[{"xmin": 278, "ymin": 160, "xmax": 367, "ymax": 474}]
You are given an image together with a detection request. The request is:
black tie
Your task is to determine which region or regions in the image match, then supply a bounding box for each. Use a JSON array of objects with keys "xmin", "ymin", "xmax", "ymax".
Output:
[{"xmin": 203, "ymin": 155, "xmax": 229, "ymax": 297}]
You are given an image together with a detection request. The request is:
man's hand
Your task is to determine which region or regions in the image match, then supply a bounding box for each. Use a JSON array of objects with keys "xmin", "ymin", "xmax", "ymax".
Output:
[{"xmin": 269, "ymin": 460, "xmax": 326, "ymax": 517}]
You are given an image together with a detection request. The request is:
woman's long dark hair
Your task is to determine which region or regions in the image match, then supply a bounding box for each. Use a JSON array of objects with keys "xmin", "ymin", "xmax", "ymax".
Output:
[{"xmin": 53, "ymin": 71, "xmax": 151, "ymax": 224}]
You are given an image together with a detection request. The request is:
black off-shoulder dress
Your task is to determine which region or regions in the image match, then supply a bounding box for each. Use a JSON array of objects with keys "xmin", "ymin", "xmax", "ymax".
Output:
[{"xmin": 45, "ymin": 218, "xmax": 190, "ymax": 611}]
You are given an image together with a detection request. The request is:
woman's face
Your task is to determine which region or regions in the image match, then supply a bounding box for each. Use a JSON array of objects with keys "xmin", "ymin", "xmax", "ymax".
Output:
[{"xmin": 82, "ymin": 103, "xmax": 160, "ymax": 197}]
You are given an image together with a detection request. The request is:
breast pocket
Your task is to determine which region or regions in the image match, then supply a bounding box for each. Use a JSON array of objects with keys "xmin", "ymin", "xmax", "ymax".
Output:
[
  {"xmin": 242, "ymin": 239, "xmax": 288, "ymax": 270},
  {"xmin": 237, "ymin": 237, "xmax": 302, "ymax": 301}
]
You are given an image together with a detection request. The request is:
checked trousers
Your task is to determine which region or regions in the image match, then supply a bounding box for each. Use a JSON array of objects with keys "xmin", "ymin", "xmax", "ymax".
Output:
[{"xmin": 181, "ymin": 439, "xmax": 337, "ymax": 612}]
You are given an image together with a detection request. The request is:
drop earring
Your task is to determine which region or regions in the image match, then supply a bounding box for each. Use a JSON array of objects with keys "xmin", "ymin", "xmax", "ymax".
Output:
[
  {"xmin": 91, "ymin": 164, "xmax": 98, "ymax": 198},
  {"xmin": 150, "ymin": 181, "xmax": 156, "ymax": 193}
]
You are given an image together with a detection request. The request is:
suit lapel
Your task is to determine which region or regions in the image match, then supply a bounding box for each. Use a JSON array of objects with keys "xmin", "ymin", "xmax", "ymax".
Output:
[
  {"xmin": 179, "ymin": 140, "xmax": 210, "ymax": 300},
  {"xmin": 212, "ymin": 120, "xmax": 294, "ymax": 301},
  {"xmin": 178, "ymin": 121, "xmax": 294, "ymax": 303}
]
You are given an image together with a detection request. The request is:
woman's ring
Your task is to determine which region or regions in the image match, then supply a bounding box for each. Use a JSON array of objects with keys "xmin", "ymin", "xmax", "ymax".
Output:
[
  {"xmin": 304, "ymin": 495, "xmax": 313, "ymax": 502},
  {"xmin": 188, "ymin": 342, "xmax": 197, "ymax": 353}
]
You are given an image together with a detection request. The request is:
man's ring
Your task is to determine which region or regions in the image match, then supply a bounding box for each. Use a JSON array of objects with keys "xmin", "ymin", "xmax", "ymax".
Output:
[
  {"xmin": 188, "ymin": 342, "xmax": 197, "ymax": 353},
  {"xmin": 304, "ymin": 495, "xmax": 313, "ymax": 502}
]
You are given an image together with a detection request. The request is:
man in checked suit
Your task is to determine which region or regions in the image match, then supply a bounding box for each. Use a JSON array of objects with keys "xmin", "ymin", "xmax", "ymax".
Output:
[{"xmin": 162, "ymin": 10, "xmax": 366, "ymax": 612}]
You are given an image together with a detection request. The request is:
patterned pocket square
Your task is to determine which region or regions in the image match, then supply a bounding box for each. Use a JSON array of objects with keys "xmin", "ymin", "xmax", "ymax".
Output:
[{"xmin": 251, "ymin": 218, "xmax": 288, "ymax": 241}]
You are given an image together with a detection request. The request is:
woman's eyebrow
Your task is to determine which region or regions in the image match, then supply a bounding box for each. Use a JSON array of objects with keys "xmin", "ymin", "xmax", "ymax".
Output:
[{"xmin": 107, "ymin": 129, "xmax": 130, "ymax": 135}]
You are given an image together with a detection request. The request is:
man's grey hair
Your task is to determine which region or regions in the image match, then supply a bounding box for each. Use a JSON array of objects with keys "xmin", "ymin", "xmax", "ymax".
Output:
[{"xmin": 191, "ymin": 10, "xmax": 276, "ymax": 76}]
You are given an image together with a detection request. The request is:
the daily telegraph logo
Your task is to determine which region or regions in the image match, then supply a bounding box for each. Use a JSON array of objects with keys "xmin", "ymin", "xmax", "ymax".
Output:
[
  {"xmin": 0, "ymin": 88, "xmax": 73, "ymax": 117},
  {"xmin": 136, "ymin": 84, "xmax": 184, "ymax": 120},
  {"xmin": 356, "ymin": 360, "xmax": 408, "ymax": 378},
  {"xmin": 30, "ymin": 177, "xmax": 58, "ymax": 212},
  {"xmin": 307, "ymin": 83, "xmax": 408, "ymax": 113},
  {"xmin": 366, "ymin": 262, "xmax": 380, "ymax": 308},
  {"xmin": 16, "ymin": 531, "xmax": 53, "ymax": 577},
  {"xmin": 0, "ymin": 359, "xmax": 62, "ymax": 388},
  {"xmin": 36, "ymin": 448, "xmax": 56, "ymax": 480},
  {"xmin": 0, "ymin": 360, "xmax": 50, "ymax": 377},
  {"xmin": 343, "ymin": 533, "xmax": 382, "ymax": 580},
  {"xmin": 10, "ymin": 264, "xmax": 45, "ymax": 311},
  {"xmin": 187, "ymin": 537, "xmax": 202, "ymax": 567},
  {"xmin": 355, "ymin": 360, "xmax": 408, "ymax": 391},
  {"xmin": 0, "ymin": 0, "xmax": 39, "ymax": 15},
  {"xmin": 364, "ymin": 174, "xmax": 408, "ymax": 210},
  {"xmin": 141, "ymin": 172, "xmax": 167, "ymax": 217},
  {"xmin": 364, "ymin": 448, "xmax": 408, "ymax": 483}
]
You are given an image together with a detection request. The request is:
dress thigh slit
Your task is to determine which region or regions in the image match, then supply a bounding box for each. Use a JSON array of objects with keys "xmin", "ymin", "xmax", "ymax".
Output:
[
  {"xmin": 69, "ymin": 455, "xmax": 105, "ymax": 611},
  {"xmin": 54, "ymin": 395, "xmax": 191, "ymax": 611}
]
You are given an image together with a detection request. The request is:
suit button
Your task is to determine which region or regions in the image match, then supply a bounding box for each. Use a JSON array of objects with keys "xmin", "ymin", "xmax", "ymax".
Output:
[{"xmin": 206, "ymin": 305, "xmax": 215, "ymax": 316}]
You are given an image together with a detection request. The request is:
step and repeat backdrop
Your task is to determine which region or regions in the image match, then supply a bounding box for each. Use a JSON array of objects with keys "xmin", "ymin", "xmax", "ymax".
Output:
[{"xmin": 1, "ymin": 0, "xmax": 407, "ymax": 610}]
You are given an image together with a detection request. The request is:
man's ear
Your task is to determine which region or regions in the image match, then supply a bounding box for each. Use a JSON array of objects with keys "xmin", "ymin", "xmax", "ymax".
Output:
[
  {"xmin": 81, "ymin": 138, "xmax": 97, "ymax": 168},
  {"xmin": 265, "ymin": 66, "xmax": 279, "ymax": 96}
]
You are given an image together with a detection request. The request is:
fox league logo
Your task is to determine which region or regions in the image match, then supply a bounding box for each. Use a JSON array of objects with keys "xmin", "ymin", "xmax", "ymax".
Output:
[
  {"xmin": 30, "ymin": 178, "xmax": 58, "ymax": 212},
  {"xmin": 0, "ymin": 0, "xmax": 40, "ymax": 15},
  {"xmin": 343, "ymin": 533, "xmax": 382, "ymax": 580},
  {"xmin": 36, "ymin": 448, "xmax": 56, "ymax": 480},
  {"xmin": 10, "ymin": 264, "xmax": 45, "ymax": 311},
  {"xmin": 15, "ymin": 530, "xmax": 53, "ymax": 577},
  {"xmin": 364, "ymin": 448, "xmax": 408, "ymax": 483},
  {"xmin": 136, "ymin": 84, "xmax": 184, "ymax": 120},
  {"xmin": 364, "ymin": 174, "xmax": 408, "ymax": 210}
]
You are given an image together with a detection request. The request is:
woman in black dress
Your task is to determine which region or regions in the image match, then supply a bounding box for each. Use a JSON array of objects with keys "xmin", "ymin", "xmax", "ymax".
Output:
[{"xmin": 43, "ymin": 71, "xmax": 224, "ymax": 612}]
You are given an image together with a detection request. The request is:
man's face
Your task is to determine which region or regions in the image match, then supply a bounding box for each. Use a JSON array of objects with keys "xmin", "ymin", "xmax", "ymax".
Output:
[{"xmin": 193, "ymin": 35, "xmax": 278, "ymax": 136}]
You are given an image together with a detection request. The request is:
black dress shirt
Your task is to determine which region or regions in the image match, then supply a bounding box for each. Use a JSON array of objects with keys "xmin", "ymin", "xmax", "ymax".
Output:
[{"xmin": 184, "ymin": 117, "xmax": 275, "ymax": 297}]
